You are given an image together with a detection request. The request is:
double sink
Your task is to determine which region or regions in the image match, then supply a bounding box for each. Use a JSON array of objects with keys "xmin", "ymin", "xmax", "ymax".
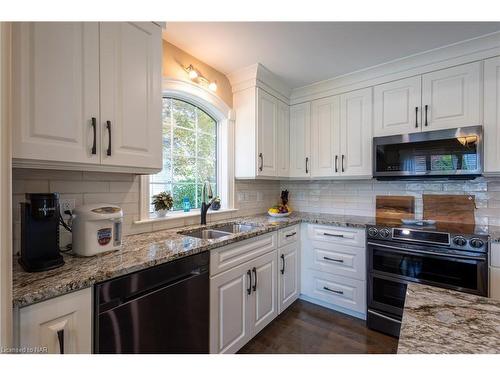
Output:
[{"xmin": 179, "ymin": 223, "xmax": 258, "ymax": 240}]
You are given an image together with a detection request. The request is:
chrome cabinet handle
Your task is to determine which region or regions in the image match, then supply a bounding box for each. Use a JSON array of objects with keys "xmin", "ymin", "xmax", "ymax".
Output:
[
  {"xmin": 305, "ymin": 157, "xmax": 309, "ymax": 174},
  {"xmin": 246, "ymin": 270, "xmax": 252, "ymax": 295},
  {"xmin": 258, "ymin": 153, "xmax": 263, "ymax": 172},
  {"xmin": 106, "ymin": 120, "xmax": 112, "ymax": 156},
  {"xmin": 341, "ymin": 154, "xmax": 345, "ymax": 172},
  {"xmin": 285, "ymin": 232, "xmax": 297, "ymax": 238},
  {"xmin": 415, "ymin": 107, "xmax": 418, "ymax": 128},
  {"xmin": 280, "ymin": 254, "xmax": 285, "ymax": 275},
  {"xmin": 323, "ymin": 286, "xmax": 344, "ymax": 295},
  {"xmin": 323, "ymin": 232, "xmax": 344, "ymax": 238},
  {"xmin": 323, "ymin": 256, "xmax": 344, "ymax": 263},
  {"xmin": 424, "ymin": 105, "xmax": 428, "ymax": 127},
  {"xmin": 57, "ymin": 329, "xmax": 64, "ymax": 354},
  {"xmin": 91, "ymin": 117, "xmax": 97, "ymax": 155},
  {"xmin": 335, "ymin": 155, "xmax": 338, "ymax": 173},
  {"xmin": 252, "ymin": 267, "xmax": 257, "ymax": 292}
]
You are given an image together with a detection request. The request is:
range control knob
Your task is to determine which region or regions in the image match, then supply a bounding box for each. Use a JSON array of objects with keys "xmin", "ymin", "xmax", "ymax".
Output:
[
  {"xmin": 470, "ymin": 238, "xmax": 485, "ymax": 249},
  {"xmin": 368, "ymin": 227, "xmax": 378, "ymax": 237},
  {"xmin": 380, "ymin": 228, "xmax": 390, "ymax": 238},
  {"xmin": 452, "ymin": 236, "xmax": 467, "ymax": 247}
]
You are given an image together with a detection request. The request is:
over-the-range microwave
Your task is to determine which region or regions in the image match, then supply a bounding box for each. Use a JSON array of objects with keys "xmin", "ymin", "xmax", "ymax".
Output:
[{"xmin": 372, "ymin": 125, "xmax": 483, "ymax": 180}]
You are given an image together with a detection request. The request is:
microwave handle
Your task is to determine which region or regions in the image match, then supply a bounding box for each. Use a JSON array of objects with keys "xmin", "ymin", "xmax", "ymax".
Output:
[{"xmin": 367, "ymin": 242, "xmax": 486, "ymax": 261}]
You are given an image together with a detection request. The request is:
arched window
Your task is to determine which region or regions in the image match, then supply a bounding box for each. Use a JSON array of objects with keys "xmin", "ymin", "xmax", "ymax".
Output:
[{"xmin": 150, "ymin": 97, "xmax": 218, "ymax": 211}]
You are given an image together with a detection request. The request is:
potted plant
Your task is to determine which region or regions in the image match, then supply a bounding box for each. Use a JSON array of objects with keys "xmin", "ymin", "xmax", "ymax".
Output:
[{"xmin": 152, "ymin": 191, "xmax": 173, "ymax": 217}]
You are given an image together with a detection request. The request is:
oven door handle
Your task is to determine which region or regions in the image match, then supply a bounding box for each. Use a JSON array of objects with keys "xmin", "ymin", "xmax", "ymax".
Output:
[
  {"xmin": 367, "ymin": 309, "xmax": 402, "ymax": 324},
  {"xmin": 367, "ymin": 242, "xmax": 486, "ymax": 261}
]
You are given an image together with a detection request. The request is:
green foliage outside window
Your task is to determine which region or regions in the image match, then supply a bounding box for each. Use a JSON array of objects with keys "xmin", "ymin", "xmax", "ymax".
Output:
[{"xmin": 150, "ymin": 98, "xmax": 217, "ymax": 211}]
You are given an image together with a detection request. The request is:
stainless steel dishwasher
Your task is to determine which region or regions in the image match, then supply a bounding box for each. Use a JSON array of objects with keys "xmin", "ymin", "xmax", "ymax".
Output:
[{"xmin": 94, "ymin": 252, "xmax": 209, "ymax": 353}]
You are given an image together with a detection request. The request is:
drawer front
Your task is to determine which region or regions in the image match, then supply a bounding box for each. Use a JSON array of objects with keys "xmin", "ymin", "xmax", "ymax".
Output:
[
  {"xmin": 210, "ymin": 233, "xmax": 277, "ymax": 276},
  {"xmin": 278, "ymin": 224, "xmax": 300, "ymax": 247},
  {"xmin": 307, "ymin": 224, "xmax": 365, "ymax": 248},
  {"xmin": 306, "ymin": 241, "xmax": 366, "ymax": 280},
  {"xmin": 302, "ymin": 270, "xmax": 366, "ymax": 314}
]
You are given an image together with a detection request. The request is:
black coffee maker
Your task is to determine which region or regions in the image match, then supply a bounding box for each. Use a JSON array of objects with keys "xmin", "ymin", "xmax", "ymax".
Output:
[{"xmin": 20, "ymin": 193, "xmax": 64, "ymax": 272}]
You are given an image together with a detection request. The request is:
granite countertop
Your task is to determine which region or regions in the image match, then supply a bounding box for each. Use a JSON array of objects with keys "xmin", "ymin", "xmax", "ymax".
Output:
[
  {"xmin": 12, "ymin": 212, "xmax": 374, "ymax": 308},
  {"xmin": 12, "ymin": 211, "xmax": 500, "ymax": 308},
  {"xmin": 398, "ymin": 283, "xmax": 500, "ymax": 354}
]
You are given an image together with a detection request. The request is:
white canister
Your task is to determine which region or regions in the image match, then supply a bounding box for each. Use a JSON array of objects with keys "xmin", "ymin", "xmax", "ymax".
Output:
[{"xmin": 72, "ymin": 204, "xmax": 123, "ymax": 257}]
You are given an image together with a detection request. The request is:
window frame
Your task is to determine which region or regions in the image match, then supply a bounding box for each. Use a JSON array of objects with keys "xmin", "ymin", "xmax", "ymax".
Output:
[
  {"xmin": 138, "ymin": 78, "xmax": 235, "ymax": 222},
  {"xmin": 150, "ymin": 97, "xmax": 219, "ymax": 212}
]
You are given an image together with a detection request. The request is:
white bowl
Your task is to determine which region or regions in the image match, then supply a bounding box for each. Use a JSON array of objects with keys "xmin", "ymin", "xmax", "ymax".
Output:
[{"xmin": 268, "ymin": 211, "xmax": 291, "ymax": 218}]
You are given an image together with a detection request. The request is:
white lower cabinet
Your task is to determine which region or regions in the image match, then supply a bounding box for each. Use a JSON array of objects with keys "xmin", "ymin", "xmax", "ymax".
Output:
[
  {"xmin": 210, "ymin": 234, "xmax": 278, "ymax": 354},
  {"xmin": 301, "ymin": 224, "xmax": 367, "ymax": 318},
  {"xmin": 278, "ymin": 242, "xmax": 300, "ymax": 313},
  {"xmin": 16, "ymin": 288, "xmax": 92, "ymax": 354}
]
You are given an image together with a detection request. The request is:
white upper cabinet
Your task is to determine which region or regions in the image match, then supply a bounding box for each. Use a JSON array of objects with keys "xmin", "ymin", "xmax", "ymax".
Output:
[
  {"xmin": 422, "ymin": 62, "xmax": 482, "ymax": 130},
  {"xmin": 233, "ymin": 87, "xmax": 288, "ymax": 179},
  {"xmin": 277, "ymin": 101, "xmax": 290, "ymax": 178},
  {"xmin": 12, "ymin": 22, "xmax": 162, "ymax": 173},
  {"xmin": 484, "ymin": 56, "xmax": 500, "ymax": 174},
  {"xmin": 311, "ymin": 96, "xmax": 340, "ymax": 177},
  {"xmin": 340, "ymin": 87, "xmax": 373, "ymax": 177},
  {"xmin": 289, "ymin": 102, "xmax": 311, "ymax": 178},
  {"xmin": 12, "ymin": 22, "xmax": 100, "ymax": 165},
  {"xmin": 100, "ymin": 22, "xmax": 162, "ymax": 170},
  {"xmin": 373, "ymin": 76, "xmax": 422, "ymax": 136},
  {"xmin": 257, "ymin": 89, "xmax": 278, "ymax": 177}
]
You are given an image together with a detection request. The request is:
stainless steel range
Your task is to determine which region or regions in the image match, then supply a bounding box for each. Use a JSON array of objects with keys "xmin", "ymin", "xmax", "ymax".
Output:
[{"xmin": 366, "ymin": 223, "xmax": 489, "ymax": 337}]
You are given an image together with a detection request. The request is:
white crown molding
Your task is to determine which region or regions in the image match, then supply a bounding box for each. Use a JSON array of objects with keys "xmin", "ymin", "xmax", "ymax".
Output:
[
  {"xmin": 290, "ymin": 31, "xmax": 500, "ymax": 105},
  {"xmin": 228, "ymin": 63, "xmax": 291, "ymax": 104},
  {"xmin": 162, "ymin": 78, "xmax": 234, "ymax": 121}
]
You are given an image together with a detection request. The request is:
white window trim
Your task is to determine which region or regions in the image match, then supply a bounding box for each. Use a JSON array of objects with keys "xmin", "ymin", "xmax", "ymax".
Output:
[{"xmin": 137, "ymin": 78, "xmax": 235, "ymax": 223}]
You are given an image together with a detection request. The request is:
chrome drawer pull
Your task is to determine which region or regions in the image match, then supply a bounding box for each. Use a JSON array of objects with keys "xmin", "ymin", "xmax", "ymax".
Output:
[
  {"xmin": 323, "ymin": 286, "xmax": 344, "ymax": 295},
  {"xmin": 323, "ymin": 256, "xmax": 344, "ymax": 263},
  {"xmin": 285, "ymin": 232, "xmax": 297, "ymax": 238},
  {"xmin": 323, "ymin": 232, "xmax": 344, "ymax": 238}
]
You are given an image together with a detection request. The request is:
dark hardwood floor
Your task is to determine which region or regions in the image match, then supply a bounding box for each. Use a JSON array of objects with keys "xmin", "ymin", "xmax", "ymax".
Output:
[{"xmin": 238, "ymin": 300, "xmax": 398, "ymax": 354}]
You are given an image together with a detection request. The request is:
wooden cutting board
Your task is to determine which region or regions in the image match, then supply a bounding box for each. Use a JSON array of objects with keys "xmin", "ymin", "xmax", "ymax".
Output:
[
  {"xmin": 376, "ymin": 196, "xmax": 415, "ymax": 220},
  {"xmin": 423, "ymin": 194, "xmax": 475, "ymax": 224}
]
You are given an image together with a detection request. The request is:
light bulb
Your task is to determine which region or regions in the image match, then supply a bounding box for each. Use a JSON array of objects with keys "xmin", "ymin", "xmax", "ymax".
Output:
[
  {"xmin": 208, "ymin": 81, "xmax": 217, "ymax": 92},
  {"xmin": 188, "ymin": 66, "xmax": 198, "ymax": 80}
]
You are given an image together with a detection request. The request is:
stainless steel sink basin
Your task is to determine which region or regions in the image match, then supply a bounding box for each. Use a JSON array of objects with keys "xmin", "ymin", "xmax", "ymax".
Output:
[
  {"xmin": 214, "ymin": 223, "xmax": 256, "ymax": 234},
  {"xmin": 179, "ymin": 223, "xmax": 258, "ymax": 240},
  {"xmin": 182, "ymin": 229, "xmax": 232, "ymax": 240}
]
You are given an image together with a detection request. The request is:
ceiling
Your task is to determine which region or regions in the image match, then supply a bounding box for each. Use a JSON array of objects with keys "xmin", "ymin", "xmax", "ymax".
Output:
[{"xmin": 164, "ymin": 22, "xmax": 500, "ymax": 88}]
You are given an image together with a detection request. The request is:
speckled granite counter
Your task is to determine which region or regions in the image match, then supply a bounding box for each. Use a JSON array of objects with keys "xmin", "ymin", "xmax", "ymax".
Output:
[
  {"xmin": 398, "ymin": 283, "xmax": 500, "ymax": 354},
  {"xmin": 12, "ymin": 212, "xmax": 374, "ymax": 308}
]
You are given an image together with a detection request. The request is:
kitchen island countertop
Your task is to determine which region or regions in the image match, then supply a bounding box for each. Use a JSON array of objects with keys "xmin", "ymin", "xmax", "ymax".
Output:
[{"xmin": 397, "ymin": 283, "xmax": 500, "ymax": 354}]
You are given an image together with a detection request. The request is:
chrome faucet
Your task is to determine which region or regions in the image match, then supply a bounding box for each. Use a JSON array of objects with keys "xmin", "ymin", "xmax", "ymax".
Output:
[{"xmin": 200, "ymin": 181, "xmax": 216, "ymax": 225}]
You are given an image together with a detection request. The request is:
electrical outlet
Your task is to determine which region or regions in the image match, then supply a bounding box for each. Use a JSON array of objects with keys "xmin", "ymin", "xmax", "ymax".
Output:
[{"xmin": 59, "ymin": 198, "xmax": 76, "ymax": 215}]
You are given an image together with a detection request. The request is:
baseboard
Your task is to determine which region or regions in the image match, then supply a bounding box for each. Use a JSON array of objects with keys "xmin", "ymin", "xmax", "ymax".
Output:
[{"xmin": 299, "ymin": 294, "xmax": 367, "ymax": 321}]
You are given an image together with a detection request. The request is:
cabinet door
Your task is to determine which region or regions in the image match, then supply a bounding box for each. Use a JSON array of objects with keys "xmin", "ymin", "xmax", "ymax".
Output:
[
  {"xmin": 277, "ymin": 101, "xmax": 290, "ymax": 177},
  {"xmin": 311, "ymin": 96, "xmax": 341, "ymax": 177},
  {"xmin": 100, "ymin": 22, "xmax": 162, "ymax": 170},
  {"xmin": 278, "ymin": 243, "xmax": 300, "ymax": 313},
  {"xmin": 289, "ymin": 102, "xmax": 311, "ymax": 178},
  {"xmin": 256, "ymin": 88, "xmax": 278, "ymax": 177},
  {"xmin": 210, "ymin": 262, "xmax": 252, "ymax": 354},
  {"xmin": 18, "ymin": 288, "xmax": 92, "ymax": 354},
  {"xmin": 484, "ymin": 56, "xmax": 500, "ymax": 173},
  {"xmin": 374, "ymin": 76, "xmax": 422, "ymax": 136},
  {"xmin": 422, "ymin": 62, "xmax": 482, "ymax": 131},
  {"xmin": 490, "ymin": 267, "xmax": 500, "ymax": 301},
  {"xmin": 249, "ymin": 251, "xmax": 278, "ymax": 337},
  {"xmin": 340, "ymin": 87, "xmax": 373, "ymax": 177},
  {"xmin": 12, "ymin": 22, "xmax": 100, "ymax": 164}
]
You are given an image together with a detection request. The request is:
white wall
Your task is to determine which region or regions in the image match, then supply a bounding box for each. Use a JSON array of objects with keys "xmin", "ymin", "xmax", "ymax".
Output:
[
  {"xmin": 0, "ymin": 21, "xmax": 13, "ymax": 349},
  {"xmin": 11, "ymin": 169, "xmax": 281, "ymax": 254},
  {"xmin": 281, "ymin": 177, "xmax": 500, "ymax": 226}
]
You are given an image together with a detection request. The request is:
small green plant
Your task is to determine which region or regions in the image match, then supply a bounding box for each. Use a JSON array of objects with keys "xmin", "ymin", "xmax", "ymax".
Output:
[{"xmin": 152, "ymin": 191, "xmax": 174, "ymax": 211}]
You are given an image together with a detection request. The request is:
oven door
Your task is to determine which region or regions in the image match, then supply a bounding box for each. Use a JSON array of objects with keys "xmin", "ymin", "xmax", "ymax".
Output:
[{"xmin": 368, "ymin": 241, "xmax": 488, "ymax": 296}]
